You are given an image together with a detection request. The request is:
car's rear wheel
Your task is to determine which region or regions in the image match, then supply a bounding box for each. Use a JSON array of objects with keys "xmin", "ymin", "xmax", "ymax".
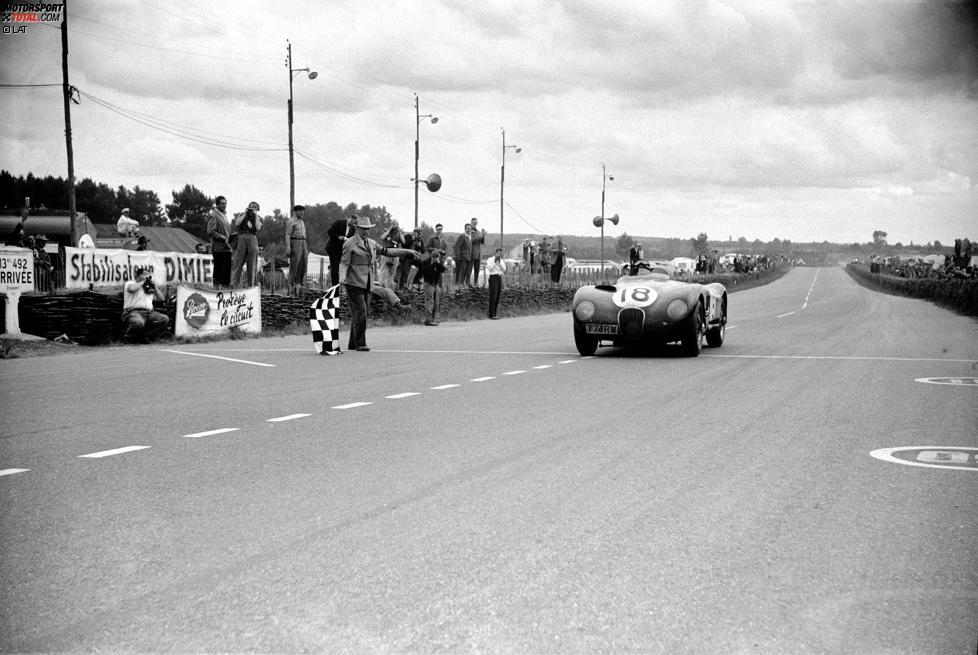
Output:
[
  {"xmin": 574, "ymin": 324, "xmax": 598, "ymax": 356},
  {"xmin": 706, "ymin": 297, "xmax": 726, "ymax": 348},
  {"xmin": 681, "ymin": 302, "xmax": 704, "ymax": 357}
]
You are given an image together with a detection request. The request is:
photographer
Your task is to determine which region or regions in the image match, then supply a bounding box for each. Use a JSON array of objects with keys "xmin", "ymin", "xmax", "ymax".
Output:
[
  {"xmin": 122, "ymin": 266, "xmax": 170, "ymax": 343},
  {"xmin": 421, "ymin": 248, "xmax": 447, "ymax": 326}
]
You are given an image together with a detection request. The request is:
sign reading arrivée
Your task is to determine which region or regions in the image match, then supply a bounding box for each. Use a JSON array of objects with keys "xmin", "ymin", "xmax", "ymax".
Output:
[
  {"xmin": 0, "ymin": 247, "xmax": 35, "ymax": 293},
  {"xmin": 174, "ymin": 285, "xmax": 262, "ymax": 338}
]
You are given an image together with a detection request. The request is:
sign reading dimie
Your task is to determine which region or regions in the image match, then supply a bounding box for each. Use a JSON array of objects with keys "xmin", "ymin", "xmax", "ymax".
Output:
[{"xmin": 175, "ymin": 285, "xmax": 261, "ymax": 337}]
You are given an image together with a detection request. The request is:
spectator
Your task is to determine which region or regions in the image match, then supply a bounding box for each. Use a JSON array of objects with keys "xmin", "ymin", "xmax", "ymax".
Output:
[
  {"xmin": 539, "ymin": 237, "xmax": 552, "ymax": 278},
  {"xmin": 286, "ymin": 204, "xmax": 309, "ymax": 290},
  {"xmin": 207, "ymin": 195, "xmax": 232, "ymax": 288},
  {"xmin": 136, "ymin": 235, "xmax": 150, "ymax": 251},
  {"xmin": 629, "ymin": 241, "xmax": 644, "ymax": 275},
  {"xmin": 454, "ymin": 223, "xmax": 473, "ymax": 286},
  {"xmin": 6, "ymin": 208, "xmax": 28, "ymax": 247},
  {"xmin": 326, "ymin": 215, "xmax": 352, "ymax": 286},
  {"xmin": 231, "ymin": 201, "xmax": 262, "ymax": 288},
  {"xmin": 427, "ymin": 223, "xmax": 449, "ymax": 289},
  {"xmin": 122, "ymin": 266, "xmax": 169, "ymax": 343},
  {"xmin": 379, "ymin": 222, "xmax": 403, "ymax": 288},
  {"xmin": 339, "ymin": 215, "xmax": 415, "ymax": 351},
  {"xmin": 469, "ymin": 217, "xmax": 487, "ymax": 286},
  {"xmin": 421, "ymin": 248, "xmax": 447, "ymax": 326},
  {"xmin": 32, "ymin": 234, "xmax": 53, "ymax": 292},
  {"xmin": 551, "ymin": 235, "xmax": 567, "ymax": 283},
  {"xmin": 116, "ymin": 208, "xmax": 139, "ymax": 237},
  {"xmin": 486, "ymin": 247, "xmax": 506, "ymax": 319},
  {"xmin": 398, "ymin": 226, "xmax": 426, "ymax": 290}
]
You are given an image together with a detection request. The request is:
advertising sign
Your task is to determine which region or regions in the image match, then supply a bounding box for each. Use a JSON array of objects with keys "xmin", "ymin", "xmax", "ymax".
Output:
[
  {"xmin": 64, "ymin": 247, "xmax": 215, "ymax": 289},
  {"xmin": 0, "ymin": 246, "xmax": 35, "ymax": 293},
  {"xmin": 174, "ymin": 285, "xmax": 262, "ymax": 338}
]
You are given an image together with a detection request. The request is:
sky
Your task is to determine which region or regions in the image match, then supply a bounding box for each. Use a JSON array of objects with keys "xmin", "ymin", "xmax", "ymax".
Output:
[{"xmin": 1, "ymin": 0, "xmax": 976, "ymax": 247}]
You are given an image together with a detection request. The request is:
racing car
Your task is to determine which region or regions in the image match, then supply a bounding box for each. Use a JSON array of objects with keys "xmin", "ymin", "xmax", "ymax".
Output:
[{"xmin": 571, "ymin": 262, "xmax": 727, "ymax": 356}]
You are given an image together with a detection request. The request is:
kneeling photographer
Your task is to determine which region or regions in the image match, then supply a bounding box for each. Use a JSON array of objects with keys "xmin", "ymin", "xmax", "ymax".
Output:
[{"xmin": 122, "ymin": 266, "xmax": 170, "ymax": 343}]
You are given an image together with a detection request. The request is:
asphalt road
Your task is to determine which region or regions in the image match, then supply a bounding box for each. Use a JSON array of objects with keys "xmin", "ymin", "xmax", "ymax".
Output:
[{"xmin": 1, "ymin": 266, "xmax": 976, "ymax": 654}]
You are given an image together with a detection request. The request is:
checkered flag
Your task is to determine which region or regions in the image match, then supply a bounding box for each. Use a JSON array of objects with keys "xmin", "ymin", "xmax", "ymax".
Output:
[{"xmin": 309, "ymin": 285, "xmax": 341, "ymax": 355}]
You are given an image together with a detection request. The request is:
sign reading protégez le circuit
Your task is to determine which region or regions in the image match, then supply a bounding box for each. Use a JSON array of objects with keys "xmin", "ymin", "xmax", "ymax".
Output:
[{"xmin": 175, "ymin": 285, "xmax": 262, "ymax": 338}]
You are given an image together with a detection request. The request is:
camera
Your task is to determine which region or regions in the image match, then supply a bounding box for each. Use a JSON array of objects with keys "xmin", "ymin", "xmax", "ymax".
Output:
[{"xmin": 142, "ymin": 277, "xmax": 156, "ymax": 294}]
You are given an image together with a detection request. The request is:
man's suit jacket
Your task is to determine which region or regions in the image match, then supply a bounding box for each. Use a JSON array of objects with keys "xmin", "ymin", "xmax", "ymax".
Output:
[{"xmin": 454, "ymin": 234, "xmax": 472, "ymax": 262}]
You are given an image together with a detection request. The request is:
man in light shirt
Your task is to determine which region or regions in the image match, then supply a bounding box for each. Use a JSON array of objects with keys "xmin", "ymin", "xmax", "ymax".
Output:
[
  {"xmin": 116, "ymin": 208, "xmax": 139, "ymax": 237},
  {"xmin": 122, "ymin": 266, "xmax": 169, "ymax": 343},
  {"xmin": 485, "ymin": 247, "xmax": 507, "ymax": 319}
]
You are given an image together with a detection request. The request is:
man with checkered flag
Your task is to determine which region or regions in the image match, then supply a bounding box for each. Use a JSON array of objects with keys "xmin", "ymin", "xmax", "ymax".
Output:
[{"xmin": 309, "ymin": 284, "xmax": 341, "ymax": 355}]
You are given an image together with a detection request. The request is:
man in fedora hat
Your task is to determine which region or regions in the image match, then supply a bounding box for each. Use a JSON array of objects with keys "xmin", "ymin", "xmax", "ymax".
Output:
[{"xmin": 339, "ymin": 215, "xmax": 416, "ymax": 351}]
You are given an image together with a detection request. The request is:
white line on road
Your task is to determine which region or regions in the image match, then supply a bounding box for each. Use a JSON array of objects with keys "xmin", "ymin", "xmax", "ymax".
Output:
[
  {"xmin": 162, "ymin": 350, "xmax": 275, "ymax": 367},
  {"xmin": 532, "ymin": 365, "xmax": 553, "ymax": 369},
  {"xmin": 79, "ymin": 446, "xmax": 151, "ymax": 458},
  {"xmin": 776, "ymin": 311, "xmax": 796, "ymax": 318},
  {"xmin": 267, "ymin": 414, "xmax": 311, "ymax": 422},
  {"xmin": 0, "ymin": 468, "xmax": 30, "ymax": 476},
  {"xmin": 333, "ymin": 402, "xmax": 373, "ymax": 409},
  {"xmin": 182, "ymin": 428, "xmax": 239, "ymax": 439},
  {"xmin": 705, "ymin": 354, "xmax": 978, "ymax": 362},
  {"xmin": 386, "ymin": 392, "xmax": 420, "ymax": 399},
  {"xmin": 431, "ymin": 384, "xmax": 460, "ymax": 389},
  {"xmin": 558, "ymin": 360, "xmax": 578, "ymax": 364},
  {"xmin": 802, "ymin": 269, "xmax": 820, "ymax": 309},
  {"xmin": 503, "ymin": 370, "xmax": 526, "ymax": 375},
  {"xmin": 470, "ymin": 376, "xmax": 495, "ymax": 382}
]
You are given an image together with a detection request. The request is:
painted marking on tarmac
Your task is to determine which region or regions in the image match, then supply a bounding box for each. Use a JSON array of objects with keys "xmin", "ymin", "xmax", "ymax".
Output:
[
  {"xmin": 386, "ymin": 392, "xmax": 420, "ymax": 399},
  {"xmin": 558, "ymin": 359, "xmax": 578, "ymax": 364},
  {"xmin": 705, "ymin": 354, "xmax": 978, "ymax": 363},
  {"xmin": 267, "ymin": 414, "xmax": 311, "ymax": 422},
  {"xmin": 182, "ymin": 428, "xmax": 239, "ymax": 439},
  {"xmin": 0, "ymin": 468, "xmax": 30, "ymax": 476},
  {"xmin": 503, "ymin": 370, "xmax": 526, "ymax": 375},
  {"xmin": 79, "ymin": 446, "xmax": 151, "ymax": 458},
  {"xmin": 431, "ymin": 384, "xmax": 460, "ymax": 389},
  {"xmin": 915, "ymin": 377, "xmax": 978, "ymax": 386},
  {"xmin": 162, "ymin": 350, "xmax": 275, "ymax": 367},
  {"xmin": 470, "ymin": 376, "xmax": 496, "ymax": 382},
  {"xmin": 333, "ymin": 402, "xmax": 372, "ymax": 409},
  {"xmin": 776, "ymin": 311, "xmax": 796, "ymax": 318},
  {"xmin": 802, "ymin": 268, "xmax": 819, "ymax": 309},
  {"xmin": 533, "ymin": 365, "xmax": 553, "ymax": 369},
  {"xmin": 870, "ymin": 446, "xmax": 978, "ymax": 471}
]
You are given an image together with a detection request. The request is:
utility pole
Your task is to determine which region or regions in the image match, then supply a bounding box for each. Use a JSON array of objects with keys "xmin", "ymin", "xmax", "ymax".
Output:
[{"xmin": 61, "ymin": 0, "xmax": 76, "ymax": 241}]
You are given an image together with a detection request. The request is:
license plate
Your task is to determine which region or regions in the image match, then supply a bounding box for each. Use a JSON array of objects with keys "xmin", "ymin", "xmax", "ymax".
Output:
[{"xmin": 585, "ymin": 323, "xmax": 618, "ymax": 335}]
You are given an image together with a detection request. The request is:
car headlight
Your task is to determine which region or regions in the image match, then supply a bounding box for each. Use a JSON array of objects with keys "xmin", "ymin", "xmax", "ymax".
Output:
[
  {"xmin": 574, "ymin": 300, "xmax": 596, "ymax": 321},
  {"xmin": 666, "ymin": 299, "xmax": 689, "ymax": 320}
]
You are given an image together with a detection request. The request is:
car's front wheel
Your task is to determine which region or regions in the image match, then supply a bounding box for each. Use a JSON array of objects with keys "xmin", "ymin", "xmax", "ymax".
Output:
[
  {"xmin": 706, "ymin": 297, "xmax": 726, "ymax": 348},
  {"xmin": 574, "ymin": 324, "xmax": 598, "ymax": 356},
  {"xmin": 681, "ymin": 302, "xmax": 704, "ymax": 357}
]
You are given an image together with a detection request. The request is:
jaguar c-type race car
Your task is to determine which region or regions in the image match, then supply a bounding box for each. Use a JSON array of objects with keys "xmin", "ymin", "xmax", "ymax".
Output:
[{"xmin": 571, "ymin": 262, "xmax": 727, "ymax": 356}]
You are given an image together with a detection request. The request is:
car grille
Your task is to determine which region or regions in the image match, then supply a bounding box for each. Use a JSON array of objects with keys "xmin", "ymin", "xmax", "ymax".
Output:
[{"xmin": 618, "ymin": 307, "xmax": 645, "ymax": 339}]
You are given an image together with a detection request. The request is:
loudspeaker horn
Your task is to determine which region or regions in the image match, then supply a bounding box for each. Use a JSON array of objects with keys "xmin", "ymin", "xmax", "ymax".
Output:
[
  {"xmin": 423, "ymin": 173, "xmax": 442, "ymax": 192},
  {"xmin": 592, "ymin": 216, "xmax": 603, "ymax": 227},
  {"xmin": 608, "ymin": 214, "xmax": 619, "ymax": 225}
]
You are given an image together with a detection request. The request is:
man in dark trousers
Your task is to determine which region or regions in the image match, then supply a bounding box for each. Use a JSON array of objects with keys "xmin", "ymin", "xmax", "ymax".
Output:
[
  {"xmin": 326, "ymin": 215, "xmax": 352, "ymax": 286},
  {"xmin": 486, "ymin": 247, "xmax": 507, "ymax": 319}
]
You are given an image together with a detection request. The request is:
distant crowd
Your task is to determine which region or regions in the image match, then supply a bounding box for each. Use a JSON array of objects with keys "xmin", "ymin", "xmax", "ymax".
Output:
[{"xmin": 866, "ymin": 238, "xmax": 977, "ymax": 280}]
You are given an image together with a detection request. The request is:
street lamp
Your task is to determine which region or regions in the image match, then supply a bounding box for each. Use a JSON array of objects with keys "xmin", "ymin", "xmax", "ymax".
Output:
[
  {"xmin": 499, "ymin": 127, "xmax": 521, "ymax": 253},
  {"xmin": 287, "ymin": 40, "xmax": 317, "ymax": 214},
  {"xmin": 591, "ymin": 163, "xmax": 618, "ymax": 280},
  {"xmin": 414, "ymin": 93, "xmax": 439, "ymax": 229}
]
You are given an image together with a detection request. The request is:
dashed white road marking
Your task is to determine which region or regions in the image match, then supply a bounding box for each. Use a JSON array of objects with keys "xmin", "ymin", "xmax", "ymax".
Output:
[
  {"xmin": 470, "ymin": 376, "xmax": 495, "ymax": 382},
  {"xmin": 267, "ymin": 414, "xmax": 311, "ymax": 422},
  {"xmin": 162, "ymin": 350, "xmax": 275, "ymax": 367},
  {"xmin": 334, "ymin": 402, "xmax": 373, "ymax": 409},
  {"xmin": 183, "ymin": 428, "xmax": 239, "ymax": 439},
  {"xmin": 802, "ymin": 269, "xmax": 819, "ymax": 309},
  {"xmin": 776, "ymin": 311, "xmax": 796, "ymax": 318},
  {"xmin": 558, "ymin": 360, "xmax": 577, "ymax": 364},
  {"xmin": 503, "ymin": 370, "xmax": 526, "ymax": 375},
  {"xmin": 79, "ymin": 446, "xmax": 150, "ymax": 458},
  {"xmin": 0, "ymin": 468, "xmax": 30, "ymax": 476},
  {"xmin": 532, "ymin": 365, "xmax": 553, "ymax": 369},
  {"xmin": 431, "ymin": 384, "xmax": 460, "ymax": 389},
  {"xmin": 386, "ymin": 392, "xmax": 420, "ymax": 399}
]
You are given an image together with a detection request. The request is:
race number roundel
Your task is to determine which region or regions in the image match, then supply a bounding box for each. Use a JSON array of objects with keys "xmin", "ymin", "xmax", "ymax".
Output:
[{"xmin": 612, "ymin": 286, "xmax": 657, "ymax": 308}]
